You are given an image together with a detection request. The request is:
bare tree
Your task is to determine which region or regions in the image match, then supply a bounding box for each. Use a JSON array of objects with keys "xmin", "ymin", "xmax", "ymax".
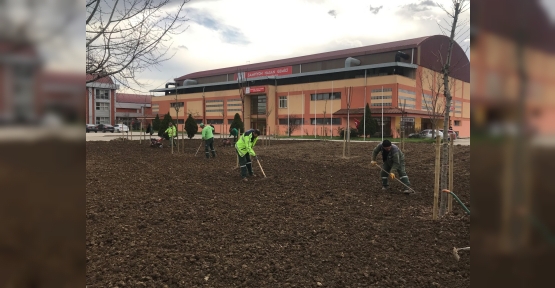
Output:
[
  {"xmin": 172, "ymin": 94, "xmax": 182, "ymax": 153},
  {"xmin": 322, "ymin": 98, "xmax": 328, "ymax": 137},
  {"xmin": 86, "ymin": 0, "xmax": 189, "ymax": 90},
  {"xmin": 236, "ymin": 67, "xmax": 248, "ymax": 125},
  {"xmin": 287, "ymin": 115, "xmax": 302, "ymax": 136},
  {"xmin": 343, "ymin": 87, "xmax": 353, "ymax": 158},
  {"xmin": 220, "ymin": 110, "xmax": 226, "ymax": 139},
  {"xmin": 436, "ymin": 0, "xmax": 470, "ymax": 217},
  {"xmin": 265, "ymin": 102, "xmax": 273, "ymax": 145},
  {"xmin": 418, "ymin": 68, "xmax": 448, "ymax": 138}
]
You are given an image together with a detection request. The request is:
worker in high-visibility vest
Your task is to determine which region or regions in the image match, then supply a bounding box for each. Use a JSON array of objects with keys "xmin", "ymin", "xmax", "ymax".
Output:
[
  {"xmin": 165, "ymin": 122, "xmax": 177, "ymax": 146},
  {"xmin": 235, "ymin": 129, "xmax": 260, "ymax": 182},
  {"xmin": 200, "ymin": 123, "xmax": 216, "ymax": 159}
]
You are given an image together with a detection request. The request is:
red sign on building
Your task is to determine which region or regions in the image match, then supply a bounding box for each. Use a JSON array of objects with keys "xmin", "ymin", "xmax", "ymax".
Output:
[
  {"xmin": 245, "ymin": 86, "xmax": 265, "ymax": 94},
  {"xmin": 235, "ymin": 66, "xmax": 292, "ymax": 80}
]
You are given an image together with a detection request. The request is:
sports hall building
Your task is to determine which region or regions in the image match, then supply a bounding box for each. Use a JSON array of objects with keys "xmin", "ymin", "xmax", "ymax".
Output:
[{"xmin": 150, "ymin": 35, "xmax": 470, "ymax": 137}]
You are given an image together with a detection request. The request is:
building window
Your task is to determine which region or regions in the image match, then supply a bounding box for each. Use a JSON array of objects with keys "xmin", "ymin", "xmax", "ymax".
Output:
[
  {"xmin": 170, "ymin": 102, "xmax": 184, "ymax": 108},
  {"xmin": 279, "ymin": 96, "xmax": 287, "ymax": 108},
  {"xmin": 310, "ymin": 118, "xmax": 341, "ymax": 125},
  {"xmin": 152, "ymin": 104, "xmax": 159, "ymax": 113},
  {"xmin": 371, "ymin": 88, "xmax": 392, "ymax": 93},
  {"xmin": 371, "ymin": 103, "xmax": 392, "ymax": 107},
  {"xmin": 278, "ymin": 118, "xmax": 304, "ymax": 125},
  {"xmin": 227, "ymin": 103, "xmax": 242, "ymax": 107},
  {"xmin": 206, "ymin": 109, "xmax": 224, "ymax": 112},
  {"xmin": 228, "ymin": 108, "xmax": 242, "ymax": 112},
  {"xmin": 400, "ymin": 104, "xmax": 416, "ymax": 109},
  {"xmin": 206, "ymin": 104, "xmax": 223, "ymax": 108},
  {"xmin": 454, "ymin": 120, "xmax": 461, "ymax": 126},
  {"xmin": 95, "ymin": 89, "xmax": 109, "ymax": 100},
  {"xmin": 422, "ymin": 100, "xmax": 433, "ymax": 110},
  {"xmin": 310, "ymin": 92, "xmax": 341, "ymax": 101},
  {"xmin": 206, "ymin": 99, "xmax": 224, "ymax": 103},
  {"xmin": 177, "ymin": 119, "xmax": 185, "ymax": 124},
  {"xmin": 228, "ymin": 119, "xmax": 234, "ymax": 125},
  {"xmin": 227, "ymin": 99, "xmax": 241, "ymax": 102},
  {"xmin": 195, "ymin": 119, "xmax": 203, "ymax": 124},
  {"xmin": 207, "ymin": 119, "xmax": 224, "ymax": 124},
  {"xmin": 95, "ymin": 102, "xmax": 110, "ymax": 111},
  {"xmin": 398, "ymin": 89, "xmax": 416, "ymax": 95},
  {"xmin": 95, "ymin": 117, "xmax": 109, "ymax": 124},
  {"xmin": 398, "ymin": 96, "xmax": 416, "ymax": 102},
  {"xmin": 250, "ymin": 95, "xmax": 266, "ymax": 115},
  {"xmin": 371, "ymin": 95, "xmax": 392, "ymax": 99}
]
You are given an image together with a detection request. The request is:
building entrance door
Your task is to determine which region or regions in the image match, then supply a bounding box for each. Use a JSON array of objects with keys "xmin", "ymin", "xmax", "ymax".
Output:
[{"xmin": 250, "ymin": 119, "xmax": 266, "ymax": 133}]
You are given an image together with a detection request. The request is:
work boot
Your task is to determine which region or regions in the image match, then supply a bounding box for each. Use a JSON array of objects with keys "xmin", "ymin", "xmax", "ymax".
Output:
[
  {"xmin": 382, "ymin": 186, "xmax": 389, "ymax": 191},
  {"xmin": 242, "ymin": 177, "xmax": 248, "ymax": 182},
  {"xmin": 403, "ymin": 188, "xmax": 414, "ymax": 195}
]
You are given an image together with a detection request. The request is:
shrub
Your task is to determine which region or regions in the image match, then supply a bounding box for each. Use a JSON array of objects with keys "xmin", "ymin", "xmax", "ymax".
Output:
[
  {"xmin": 185, "ymin": 114, "xmax": 199, "ymax": 139},
  {"xmin": 339, "ymin": 127, "xmax": 359, "ymax": 138}
]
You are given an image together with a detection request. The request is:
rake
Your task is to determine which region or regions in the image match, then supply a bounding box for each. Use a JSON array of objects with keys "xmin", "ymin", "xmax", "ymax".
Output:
[
  {"xmin": 256, "ymin": 157, "xmax": 267, "ymax": 179},
  {"xmin": 194, "ymin": 141, "xmax": 203, "ymax": 156},
  {"xmin": 372, "ymin": 163, "xmax": 417, "ymax": 194}
]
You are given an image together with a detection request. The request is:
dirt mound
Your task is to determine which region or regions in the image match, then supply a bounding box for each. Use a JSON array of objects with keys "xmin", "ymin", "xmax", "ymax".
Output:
[{"xmin": 87, "ymin": 140, "xmax": 470, "ymax": 287}]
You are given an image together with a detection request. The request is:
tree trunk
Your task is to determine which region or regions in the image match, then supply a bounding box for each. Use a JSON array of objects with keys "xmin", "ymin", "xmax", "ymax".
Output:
[{"xmin": 439, "ymin": 2, "xmax": 460, "ymax": 217}]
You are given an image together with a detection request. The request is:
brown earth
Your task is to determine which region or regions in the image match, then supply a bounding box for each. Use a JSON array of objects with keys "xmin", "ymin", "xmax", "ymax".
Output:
[{"xmin": 86, "ymin": 139, "xmax": 470, "ymax": 287}]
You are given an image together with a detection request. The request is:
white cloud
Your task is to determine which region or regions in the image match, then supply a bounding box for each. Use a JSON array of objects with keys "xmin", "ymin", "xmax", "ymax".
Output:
[{"xmin": 120, "ymin": 0, "xmax": 470, "ymax": 94}]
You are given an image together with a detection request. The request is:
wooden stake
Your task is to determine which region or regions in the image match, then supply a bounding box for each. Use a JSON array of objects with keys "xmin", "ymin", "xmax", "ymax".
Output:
[
  {"xmin": 448, "ymin": 138, "xmax": 454, "ymax": 213},
  {"xmin": 433, "ymin": 135, "xmax": 441, "ymax": 220},
  {"xmin": 342, "ymin": 124, "xmax": 346, "ymax": 158}
]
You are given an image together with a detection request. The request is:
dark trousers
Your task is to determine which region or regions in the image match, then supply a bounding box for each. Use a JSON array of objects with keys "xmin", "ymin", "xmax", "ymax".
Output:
[
  {"xmin": 381, "ymin": 161, "xmax": 411, "ymax": 187},
  {"xmin": 237, "ymin": 151, "xmax": 253, "ymax": 178},
  {"xmin": 204, "ymin": 138, "xmax": 216, "ymax": 158}
]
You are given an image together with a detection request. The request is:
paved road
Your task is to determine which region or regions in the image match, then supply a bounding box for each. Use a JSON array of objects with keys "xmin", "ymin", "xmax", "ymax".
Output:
[
  {"xmin": 86, "ymin": 132, "xmax": 209, "ymax": 141},
  {"xmin": 86, "ymin": 132, "xmax": 471, "ymax": 145}
]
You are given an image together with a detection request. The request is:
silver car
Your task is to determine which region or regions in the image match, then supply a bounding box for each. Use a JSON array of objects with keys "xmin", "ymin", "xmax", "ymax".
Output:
[{"xmin": 418, "ymin": 129, "xmax": 444, "ymax": 138}]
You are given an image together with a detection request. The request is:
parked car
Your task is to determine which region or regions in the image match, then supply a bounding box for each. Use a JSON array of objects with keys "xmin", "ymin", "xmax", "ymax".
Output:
[
  {"xmin": 415, "ymin": 129, "xmax": 455, "ymax": 141},
  {"xmin": 86, "ymin": 124, "xmax": 98, "ymax": 133},
  {"xmin": 114, "ymin": 124, "xmax": 129, "ymax": 132},
  {"xmin": 96, "ymin": 124, "xmax": 115, "ymax": 133},
  {"xmin": 439, "ymin": 129, "xmax": 457, "ymax": 140},
  {"xmin": 417, "ymin": 129, "xmax": 444, "ymax": 139}
]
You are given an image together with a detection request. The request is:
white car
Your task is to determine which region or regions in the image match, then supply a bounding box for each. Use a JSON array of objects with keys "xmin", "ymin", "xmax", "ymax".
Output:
[
  {"xmin": 114, "ymin": 124, "xmax": 129, "ymax": 132},
  {"xmin": 415, "ymin": 129, "xmax": 443, "ymax": 139}
]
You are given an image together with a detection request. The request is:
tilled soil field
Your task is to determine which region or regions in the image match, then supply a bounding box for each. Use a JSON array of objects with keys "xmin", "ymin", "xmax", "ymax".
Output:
[{"xmin": 86, "ymin": 139, "xmax": 470, "ymax": 287}]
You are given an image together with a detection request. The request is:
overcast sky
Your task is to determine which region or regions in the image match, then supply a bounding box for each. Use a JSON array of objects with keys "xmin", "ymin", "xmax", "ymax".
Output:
[{"xmin": 120, "ymin": 0, "xmax": 471, "ymax": 94}]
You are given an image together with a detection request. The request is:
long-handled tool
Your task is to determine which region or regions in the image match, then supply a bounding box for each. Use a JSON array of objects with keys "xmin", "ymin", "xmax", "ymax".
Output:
[
  {"xmin": 372, "ymin": 163, "xmax": 417, "ymax": 194},
  {"xmin": 452, "ymin": 246, "xmax": 470, "ymax": 261},
  {"xmin": 256, "ymin": 157, "xmax": 267, "ymax": 178},
  {"xmin": 194, "ymin": 141, "xmax": 203, "ymax": 156}
]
